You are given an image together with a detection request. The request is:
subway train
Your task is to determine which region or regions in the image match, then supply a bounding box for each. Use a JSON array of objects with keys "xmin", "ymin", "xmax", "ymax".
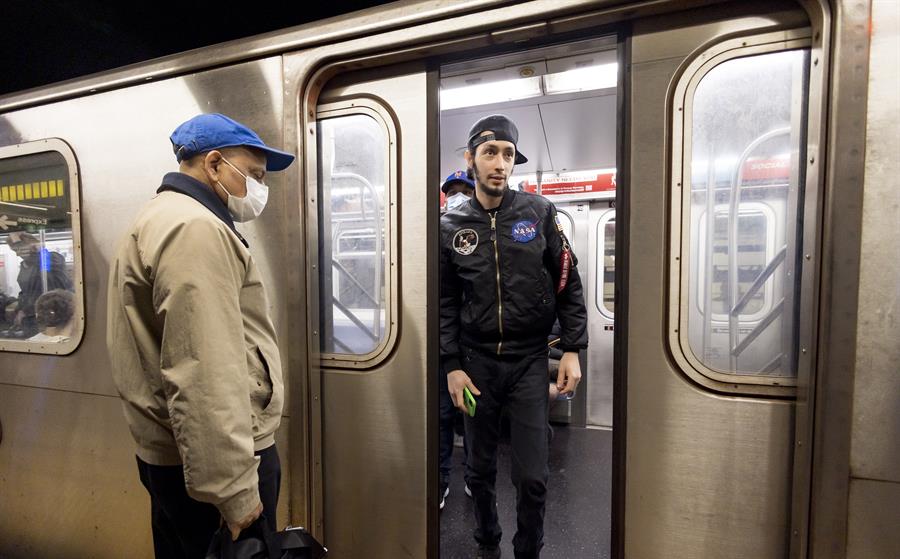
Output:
[{"xmin": 0, "ymin": 0, "xmax": 897, "ymax": 558}]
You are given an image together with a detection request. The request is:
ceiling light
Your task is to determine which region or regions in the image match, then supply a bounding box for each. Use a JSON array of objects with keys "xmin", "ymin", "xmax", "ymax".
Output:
[
  {"xmin": 543, "ymin": 63, "xmax": 618, "ymax": 95},
  {"xmin": 440, "ymin": 76, "xmax": 543, "ymax": 110}
]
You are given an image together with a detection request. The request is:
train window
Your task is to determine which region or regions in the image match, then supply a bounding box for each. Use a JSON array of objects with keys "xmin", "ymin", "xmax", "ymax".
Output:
[
  {"xmin": 675, "ymin": 46, "xmax": 809, "ymax": 382},
  {"xmin": 0, "ymin": 139, "xmax": 83, "ymax": 354},
  {"xmin": 596, "ymin": 210, "xmax": 615, "ymax": 318},
  {"xmin": 316, "ymin": 102, "xmax": 397, "ymax": 362}
]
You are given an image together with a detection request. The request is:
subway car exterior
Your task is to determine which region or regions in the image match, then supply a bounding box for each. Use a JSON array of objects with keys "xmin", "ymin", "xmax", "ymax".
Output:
[{"xmin": 0, "ymin": 1, "xmax": 897, "ymax": 558}]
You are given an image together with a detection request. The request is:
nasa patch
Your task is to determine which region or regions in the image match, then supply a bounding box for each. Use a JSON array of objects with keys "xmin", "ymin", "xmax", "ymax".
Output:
[
  {"xmin": 453, "ymin": 228, "xmax": 479, "ymax": 255},
  {"xmin": 511, "ymin": 221, "xmax": 538, "ymax": 243}
]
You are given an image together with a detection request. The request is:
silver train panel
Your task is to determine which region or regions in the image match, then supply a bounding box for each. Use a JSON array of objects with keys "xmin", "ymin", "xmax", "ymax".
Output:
[
  {"xmin": 0, "ymin": 57, "xmax": 295, "ymax": 557},
  {"xmin": 846, "ymin": 479, "xmax": 900, "ymax": 559},
  {"xmin": 315, "ymin": 66, "xmax": 430, "ymax": 558},
  {"xmin": 851, "ymin": 0, "xmax": 900, "ymax": 487},
  {"xmin": 847, "ymin": 1, "xmax": 900, "ymax": 556},
  {"xmin": 624, "ymin": 11, "xmax": 804, "ymax": 558}
]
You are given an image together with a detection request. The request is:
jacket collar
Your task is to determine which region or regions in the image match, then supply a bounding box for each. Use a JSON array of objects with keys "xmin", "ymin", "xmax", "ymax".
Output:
[
  {"xmin": 157, "ymin": 172, "xmax": 248, "ymax": 247},
  {"xmin": 470, "ymin": 186, "xmax": 516, "ymax": 213}
]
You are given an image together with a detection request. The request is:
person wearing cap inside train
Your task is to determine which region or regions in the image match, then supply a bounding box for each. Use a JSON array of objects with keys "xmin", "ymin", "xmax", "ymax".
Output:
[
  {"xmin": 442, "ymin": 169, "xmax": 476, "ymax": 212},
  {"xmin": 107, "ymin": 113, "xmax": 294, "ymax": 558},
  {"xmin": 441, "ymin": 114, "xmax": 588, "ymax": 558}
]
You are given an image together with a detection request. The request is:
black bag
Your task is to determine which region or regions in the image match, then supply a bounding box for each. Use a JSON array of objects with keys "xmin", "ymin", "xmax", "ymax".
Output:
[{"xmin": 205, "ymin": 519, "xmax": 327, "ymax": 559}]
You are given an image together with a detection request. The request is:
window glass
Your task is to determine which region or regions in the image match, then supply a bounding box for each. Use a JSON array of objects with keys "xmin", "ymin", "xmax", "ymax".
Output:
[
  {"xmin": 0, "ymin": 151, "xmax": 76, "ymax": 345},
  {"xmin": 596, "ymin": 213, "xmax": 615, "ymax": 317},
  {"xmin": 686, "ymin": 49, "xmax": 808, "ymax": 377},
  {"xmin": 317, "ymin": 113, "xmax": 389, "ymax": 356}
]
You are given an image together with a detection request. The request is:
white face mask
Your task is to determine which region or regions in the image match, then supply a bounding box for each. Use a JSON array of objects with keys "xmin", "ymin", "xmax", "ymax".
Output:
[
  {"xmin": 216, "ymin": 157, "xmax": 268, "ymax": 223},
  {"xmin": 446, "ymin": 192, "xmax": 470, "ymax": 211}
]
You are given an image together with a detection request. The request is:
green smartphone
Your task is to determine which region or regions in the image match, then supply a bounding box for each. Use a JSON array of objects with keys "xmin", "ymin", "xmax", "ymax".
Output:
[{"xmin": 462, "ymin": 386, "xmax": 477, "ymax": 417}]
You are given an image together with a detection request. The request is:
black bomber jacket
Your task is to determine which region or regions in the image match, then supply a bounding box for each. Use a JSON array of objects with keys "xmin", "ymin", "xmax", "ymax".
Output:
[{"xmin": 440, "ymin": 188, "xmax": 588, "ymax": 374}]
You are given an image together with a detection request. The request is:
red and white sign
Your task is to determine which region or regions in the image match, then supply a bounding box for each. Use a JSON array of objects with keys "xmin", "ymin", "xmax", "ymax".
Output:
[
  {"xmin": 741, "ymin": 157, "xmax": 791, "ymax": 183},
  {"xmin": 520, "ymin": 170, "xmax": 616, "ymax": 196}
]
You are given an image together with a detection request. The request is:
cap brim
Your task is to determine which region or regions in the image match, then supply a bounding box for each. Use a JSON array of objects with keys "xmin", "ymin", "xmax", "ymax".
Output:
[
  {"xmin": 515, "ymin": 151, "xmax": 528, "ymax": 165},
  {"xmin": 259, "ymin": 146, "xmax": 296, "ymax": 172}
]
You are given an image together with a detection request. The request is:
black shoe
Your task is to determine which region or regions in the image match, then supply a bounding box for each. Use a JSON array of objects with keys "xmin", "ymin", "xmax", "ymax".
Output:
[{"xmin": 476, "ymin": 545, "xmax": 501, "ymax": 559}]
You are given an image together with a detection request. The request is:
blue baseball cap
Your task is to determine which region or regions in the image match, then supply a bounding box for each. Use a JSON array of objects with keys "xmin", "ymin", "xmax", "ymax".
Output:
[
  {"xmin": 441, "ymin": 170, "xmax": 476, "ymax": 194},
  {"xmin": 170, "ymin": 113, "xmax": 295, "ymax": 172}
]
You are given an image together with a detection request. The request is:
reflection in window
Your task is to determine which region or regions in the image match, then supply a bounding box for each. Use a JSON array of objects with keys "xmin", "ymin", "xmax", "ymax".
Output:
[
  {"xmin": 595, "ymin": 213, "xmax": 615, "ymax": 317},
  {"xmin": 317, "ymin": 112, "xmax": 389, "ymax": 356},
  {"xmin": 686, "ymin": 49, "xmax": 808, "ymax": 377},
  {"xmin": 697, "ymin": 209, "xmax": 771, "ymax": 319},
  {"xmin": 0, "ymin": 151, "xmax": 76, "ymax": 343}
]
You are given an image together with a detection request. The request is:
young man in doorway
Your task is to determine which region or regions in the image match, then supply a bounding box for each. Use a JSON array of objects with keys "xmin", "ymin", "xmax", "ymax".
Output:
[{"xmin": 440, "ymin": 114, "xmax": 588, "ymax": 559}]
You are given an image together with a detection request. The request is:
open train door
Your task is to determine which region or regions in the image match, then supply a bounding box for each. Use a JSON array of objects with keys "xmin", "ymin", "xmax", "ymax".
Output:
[
  {"xmin": 619, "ymin": 4, "xmax": 827, "ymax": 558},
  {"xmin": 284, "ymin": 45, "xmax": 436, "ymax": 557}
]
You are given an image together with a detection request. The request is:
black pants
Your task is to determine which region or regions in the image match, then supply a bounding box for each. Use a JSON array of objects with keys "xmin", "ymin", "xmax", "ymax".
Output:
[
  {"xmin": 439, "ymin": 369, "xmax": 470, "ymax": 490},
  {"xmin": 137, "ymin": 444, "xmax": 281, "ymax": 559},
  {"xmin": 463, "ymin": 347, "xmax": 549, "ymax": 559}
]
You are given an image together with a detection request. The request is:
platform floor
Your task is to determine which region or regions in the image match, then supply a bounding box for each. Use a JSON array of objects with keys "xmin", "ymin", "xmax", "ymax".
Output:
[{"xmin": 440, "ymin": 425, "xmax": 612, "ymax": 559}]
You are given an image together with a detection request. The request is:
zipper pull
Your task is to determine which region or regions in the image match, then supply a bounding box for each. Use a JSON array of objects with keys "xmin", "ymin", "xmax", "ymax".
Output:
[{"xmin": 490, "ymin": 213, "xmax": 497, "ymax": 240}]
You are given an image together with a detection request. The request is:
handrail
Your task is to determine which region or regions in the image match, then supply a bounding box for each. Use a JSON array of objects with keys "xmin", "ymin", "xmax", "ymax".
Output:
[
  {"xmin": 732, "ymin": 298, "xmax": 784, "ymax": 357},
  {"xmin": 727, "ymin": 127, "xmax": 790, "ymax": 369},
  {"xmin": 332, "ymin": 297, "xmax": 379, "ymax": 342},
  {"xmin": 731, "ymin": 244, "xmax": 787, "ymax": 317},
  {"xmin": 331, "ymin": 171, "xmax": 384, "ymax": 339},
  {"xmin": 332, "ymin": 259, "xmax": 379, "ymax": 307}
]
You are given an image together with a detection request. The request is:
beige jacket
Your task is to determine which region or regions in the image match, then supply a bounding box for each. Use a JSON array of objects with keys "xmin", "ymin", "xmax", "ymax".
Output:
[{"xmin": 107, "ymin": 176, "xmax": 283, "ymax": 524}]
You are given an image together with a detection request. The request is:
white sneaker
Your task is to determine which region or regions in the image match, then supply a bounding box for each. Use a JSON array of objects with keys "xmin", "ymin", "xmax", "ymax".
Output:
[
  {"xmin": 440, "ymin": 486, "xmax": 449, "ymax": 509},
  {"xmin": 464, "ymin": 484, "xmax": 472, "ymax": 498}
]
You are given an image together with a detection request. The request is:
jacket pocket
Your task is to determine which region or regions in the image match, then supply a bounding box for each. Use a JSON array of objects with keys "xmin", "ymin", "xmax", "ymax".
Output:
[{"xmin": 247, "ymin": 346, "xmax": 274, "ymax": 411}]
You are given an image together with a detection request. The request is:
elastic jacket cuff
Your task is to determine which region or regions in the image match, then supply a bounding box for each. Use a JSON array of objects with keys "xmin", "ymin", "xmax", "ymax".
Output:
[
  {"xmin": 558, "ymin": 344, "xmax": 587, "ymax": 353},
  {"xmin": 217, "ymin": 485, "xmax": 261, "ymax": 525}
]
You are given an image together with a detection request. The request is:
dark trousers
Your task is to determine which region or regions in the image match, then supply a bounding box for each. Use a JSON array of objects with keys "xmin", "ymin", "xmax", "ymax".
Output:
[
  {"xmin": 439, "ymin": 370, "xmax": 456, "ymax": 486},
  {"xmin": 439, "ymin": 370, "xmax": 469, "ymax": 489},
  {"xmin": 463, "ymin": 347, "xmax": 549, "ymax": 559},
  {"xmin": 137, "ymin": 444, "xmax": 281, "ymax": 559}
]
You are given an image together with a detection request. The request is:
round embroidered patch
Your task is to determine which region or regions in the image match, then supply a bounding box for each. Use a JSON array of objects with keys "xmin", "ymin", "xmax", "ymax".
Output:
[
  {"xmin": 452, "ymin": 228, "xmax": 479, "ymax": 255},
  {"xmin": 511, "ymin": 221, "xmax": 538, "ymax": 243}
]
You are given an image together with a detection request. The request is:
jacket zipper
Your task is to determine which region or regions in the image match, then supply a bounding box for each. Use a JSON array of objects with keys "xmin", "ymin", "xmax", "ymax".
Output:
[{"xmin": 490, "ymin": 211, "xmax": 503, "ymax": 354}]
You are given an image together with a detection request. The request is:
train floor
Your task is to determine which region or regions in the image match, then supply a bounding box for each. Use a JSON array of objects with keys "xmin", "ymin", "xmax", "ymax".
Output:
[{"xmin": 440, "ymin": 424, "xmax": 612, "ymax": 559}]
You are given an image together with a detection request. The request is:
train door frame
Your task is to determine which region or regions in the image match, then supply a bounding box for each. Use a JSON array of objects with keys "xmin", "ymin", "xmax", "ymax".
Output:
[
  {"xmin": 285, "ymin": 10, "xmax": 639, "ymax": 557},
  {"xmin": 278, "ymin": 1, "xmax": 860, "ymax": 557}
]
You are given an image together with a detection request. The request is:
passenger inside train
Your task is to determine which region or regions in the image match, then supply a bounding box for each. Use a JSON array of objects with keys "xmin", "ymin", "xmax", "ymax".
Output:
[
  {"xmin": 28, "ymin": 288, "xmax": 75, "ymax": 342},
  {"xmin": 0, "ymin": 229, "xmax": 75, "ymax": 340},
  {"xmin": 438, "ymin": 38, "xmax": 616, "ymax": 559}
]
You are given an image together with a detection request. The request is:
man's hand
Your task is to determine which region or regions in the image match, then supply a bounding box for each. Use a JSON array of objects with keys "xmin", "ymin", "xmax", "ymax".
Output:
[
  {"xmin": 227, "ymin": 501, "xmax": 263, "ymax": 541},
  {"xmin": 447, "ymin": 369, "xmax": 481, "ymax": 414},
  {"xmin": 556, "ymin": 352, "xmax": 582, "ymax": 397}
]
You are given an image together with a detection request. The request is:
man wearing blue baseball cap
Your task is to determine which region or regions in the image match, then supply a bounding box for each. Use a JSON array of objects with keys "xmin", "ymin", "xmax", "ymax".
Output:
[
  {"xmin": 442, "ymin": 169, "xmax": 476, "ymax": 212},
  {"xmin": 107, "ymin": 113, "xmax": 295, "ymax": 558}
]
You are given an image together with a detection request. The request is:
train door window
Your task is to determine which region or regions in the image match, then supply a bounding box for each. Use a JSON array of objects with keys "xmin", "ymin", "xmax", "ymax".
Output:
[
  {"xmin": 0, "ymin": 139, "xmax": 82, "ymax": 354},
  {"xmin": 316, "ymin": 101, "xmax": 397, "ymax": 363},
  {"xmin": 596, "ymin": 210, "xmax": 615, "ymax": 318},
  {"xmin": 673, "ymin": 45, "xmax": 810, "ymax": 382}
]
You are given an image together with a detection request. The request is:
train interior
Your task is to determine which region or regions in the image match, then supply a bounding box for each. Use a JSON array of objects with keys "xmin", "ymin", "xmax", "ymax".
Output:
[{"xmin": 437, "ymin": 38, "xmax": 618, "ymax": 558}]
